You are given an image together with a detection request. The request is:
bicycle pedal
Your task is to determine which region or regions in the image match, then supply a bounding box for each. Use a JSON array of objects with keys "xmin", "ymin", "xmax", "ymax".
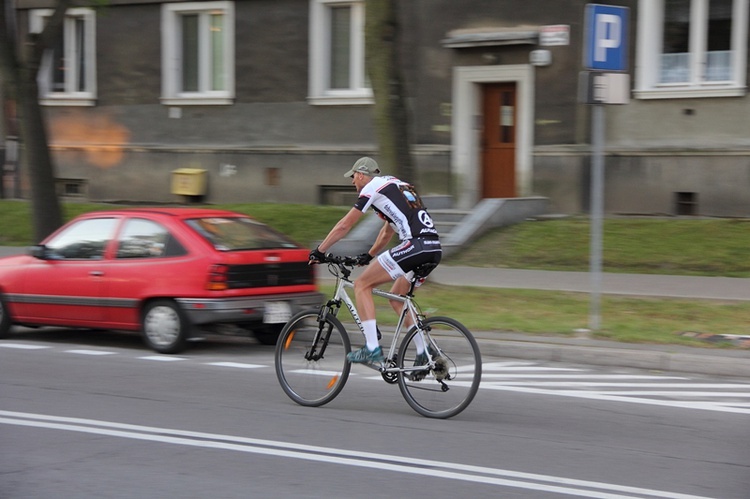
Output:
[{"xmin": 360, "ymin": 360, "xmax": 386, "ymax": 371}]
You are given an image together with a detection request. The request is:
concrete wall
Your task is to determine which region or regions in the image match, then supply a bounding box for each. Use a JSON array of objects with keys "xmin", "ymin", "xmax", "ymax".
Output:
[
  {"xmin": 51, "ymin": 145, "xmax": 453, "ymax": 205},
  {"xmin": 533, "ymin": 149, "xmax": 750, "ymax": 217}
]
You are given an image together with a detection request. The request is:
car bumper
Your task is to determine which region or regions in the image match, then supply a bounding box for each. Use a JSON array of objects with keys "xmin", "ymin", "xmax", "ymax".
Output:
[{"xmin": 175, "ymin": 292, "xmax": 324, "ymax": 326}]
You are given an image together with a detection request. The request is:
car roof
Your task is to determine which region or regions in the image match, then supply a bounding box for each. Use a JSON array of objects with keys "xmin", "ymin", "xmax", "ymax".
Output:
[{"xmin": 80, "ymin": 207, "xmax": 250, "ymax": 219}]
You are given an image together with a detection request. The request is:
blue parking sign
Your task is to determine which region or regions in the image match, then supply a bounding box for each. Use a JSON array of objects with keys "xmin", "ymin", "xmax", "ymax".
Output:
[{"xmin": 584, "ymin": 4, "xmax": 629, "ymax": 71}]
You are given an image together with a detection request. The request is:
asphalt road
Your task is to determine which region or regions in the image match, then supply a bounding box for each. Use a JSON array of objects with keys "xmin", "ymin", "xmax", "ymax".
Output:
[
  {"xmin": 2, "ymin": 330, "xmax": 749, "ymax": 499},
  {"xmin": 3, "ymin": 245, "xmax": 750, "ymax": 378}
]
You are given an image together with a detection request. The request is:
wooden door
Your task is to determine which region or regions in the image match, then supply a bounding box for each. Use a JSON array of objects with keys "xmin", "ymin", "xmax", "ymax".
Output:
[{"xmin": 481, "ymin": 83, "xmax": 517, "ymax": 198}]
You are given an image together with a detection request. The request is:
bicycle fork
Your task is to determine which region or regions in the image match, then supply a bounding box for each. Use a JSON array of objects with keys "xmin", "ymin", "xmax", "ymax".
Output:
[{"xmin": 303, "ymin": 301, "xmax": 341, "ymax": 362}]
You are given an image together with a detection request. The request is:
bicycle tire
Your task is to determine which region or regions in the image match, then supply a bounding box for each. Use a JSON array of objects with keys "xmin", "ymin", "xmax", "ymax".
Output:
[
  {"xmin": 397, "ymin": 317, "xmax": 482, "ymax": 419},
  {"xmin": 275, "ymin": 310, "xmax": 351, "ymax": 407}
]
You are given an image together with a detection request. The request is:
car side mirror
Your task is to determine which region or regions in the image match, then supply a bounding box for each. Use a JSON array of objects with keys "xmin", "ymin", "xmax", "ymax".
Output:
[{"xmin": 29, "ymin": 245, "xmax": 50, "ymax": 260}]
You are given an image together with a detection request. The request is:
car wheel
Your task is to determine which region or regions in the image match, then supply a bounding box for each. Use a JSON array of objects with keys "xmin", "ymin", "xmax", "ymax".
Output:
[
  {"xmin": 0, "ymin": 294, "xmax": 11, "ymax": 339},
  {"xmin": 141, "ymin": 299, "xmax": 189, "ymax": 354},
  {"xmin": 253, "ymin": 324, "xmax": 284, "ymax": 345}
]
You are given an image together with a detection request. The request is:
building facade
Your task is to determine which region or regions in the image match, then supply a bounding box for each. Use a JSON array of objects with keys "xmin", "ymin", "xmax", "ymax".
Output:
[{"xmin": 4, "ymin": 0, "xmax": 750, "ymax": 217}]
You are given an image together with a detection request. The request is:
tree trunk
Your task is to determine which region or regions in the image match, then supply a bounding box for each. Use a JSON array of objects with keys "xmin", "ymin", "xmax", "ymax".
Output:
[
  {"xmin": 365, "ymin": 0, "xmax": 416, "ymax": 186},
  {"xmin": 18, "ymin": 53, "xmax": 63, "ymax": 242},
  {"xmin": 0, "ymin": 0, "xmax": 66, "ymax": 242}
]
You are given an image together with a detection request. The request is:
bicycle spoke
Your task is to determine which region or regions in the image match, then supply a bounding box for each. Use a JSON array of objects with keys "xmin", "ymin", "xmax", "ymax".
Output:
[
  {"xmin": 398, "ymin": 317, "xmax": 482, "ymax": 419},
  {"xmin": 275, "ymin": 311, "xmax": 351, "ymax": 407}
]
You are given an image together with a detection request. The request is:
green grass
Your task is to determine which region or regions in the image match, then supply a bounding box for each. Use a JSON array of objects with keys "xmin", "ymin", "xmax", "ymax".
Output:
[
  {"xmin": 321, "ymin": 282, "xmax": 750, "ymax": 349},
  {"xmin": 1, "ymin": 200, "xmax": 748, "ymax": 348},
  {"xmin": 445, "ymin": 216, "xmax": 750, "ymax": 277}
]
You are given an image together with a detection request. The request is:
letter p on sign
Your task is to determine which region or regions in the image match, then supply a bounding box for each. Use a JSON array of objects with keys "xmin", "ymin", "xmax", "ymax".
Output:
[
  {"xmin": 595, "ymin": 14, "xmax": 620, "ymax": 62},
  {"xmin": 584, "ymin": 4, "xmax": 629, "ymax": 71}
]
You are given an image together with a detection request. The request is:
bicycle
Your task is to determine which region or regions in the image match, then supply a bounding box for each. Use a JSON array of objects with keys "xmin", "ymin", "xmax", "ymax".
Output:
[{"xmin": 274, "ymin": 255, "xmax": 482, "ymax": 419}]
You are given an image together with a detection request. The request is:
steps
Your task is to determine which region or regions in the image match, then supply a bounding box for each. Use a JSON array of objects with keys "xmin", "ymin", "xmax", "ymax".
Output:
[
  {"xmin": 325, "ymin": 197, "xmax": 550, "ymax": 258},
  {"xmin": 428, "ymin": 209, "xmax": 473, "ymax": 236}
]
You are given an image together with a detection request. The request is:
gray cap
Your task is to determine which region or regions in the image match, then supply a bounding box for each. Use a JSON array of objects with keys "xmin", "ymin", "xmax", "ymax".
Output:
[{"xmin": 344, "ymin": 157, "xmax": 381, "ymax": 177}]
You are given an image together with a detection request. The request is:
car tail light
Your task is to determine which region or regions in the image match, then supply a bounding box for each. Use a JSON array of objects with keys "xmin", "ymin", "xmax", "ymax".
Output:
[{"xmin": 206, "ymin": 264, "xmax": 229, "ymax": 291}]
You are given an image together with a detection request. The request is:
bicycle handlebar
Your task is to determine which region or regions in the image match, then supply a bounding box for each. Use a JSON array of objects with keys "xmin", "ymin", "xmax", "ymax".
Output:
[
  {"xmin": 317, "ymin": 254, "xmax": 359, "ymax": 280},
  {"xmin": 325, "ymin": 254, "xmax": 359, "ymax": 267}
]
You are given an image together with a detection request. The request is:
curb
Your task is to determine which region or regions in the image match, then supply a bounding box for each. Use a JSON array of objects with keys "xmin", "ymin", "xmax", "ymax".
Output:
[{"xmin": 474, "ymin": 336, "xmax": 750, "ymax": 378}]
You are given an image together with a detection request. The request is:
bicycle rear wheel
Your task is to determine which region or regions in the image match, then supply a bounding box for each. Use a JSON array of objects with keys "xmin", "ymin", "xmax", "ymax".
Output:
[
  {"xmin": 397, "ymin": 317, "xmax": 481, "ymax": 419},
  {"xmin": 275, "ymin": 310, "xmax": 351, "ymax": 407}
]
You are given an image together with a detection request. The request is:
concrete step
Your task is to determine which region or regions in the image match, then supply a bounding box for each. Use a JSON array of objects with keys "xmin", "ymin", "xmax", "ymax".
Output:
[
  {"xmin": 428, "ymin": 209, "xmax": 472, "ymax": 224},
  {"xmin": 434, "ymin": 221, "xmax": 461, "ymax": 234},
  {"xmin": 325, "ymin": 197, "xmax": 549, "ymax": 257}
]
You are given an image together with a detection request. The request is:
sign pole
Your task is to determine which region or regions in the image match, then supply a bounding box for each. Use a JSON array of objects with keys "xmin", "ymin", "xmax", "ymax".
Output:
[
  {"xmin": 589, "ymin": 103, "xmax": 605, "ymax": 331},
  {"xmin": 582, "ymin": 3, "xmax": 629, "ymax": 331}
]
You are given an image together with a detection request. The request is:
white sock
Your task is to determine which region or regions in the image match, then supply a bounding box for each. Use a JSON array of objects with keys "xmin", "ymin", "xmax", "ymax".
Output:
[
  {"xmin": 413, "ymin": 331, "xmax": 426, "ymax": 354},
  {"xmin": 362, "ymin": 320, "xmax": 380, "ymax": 351}
]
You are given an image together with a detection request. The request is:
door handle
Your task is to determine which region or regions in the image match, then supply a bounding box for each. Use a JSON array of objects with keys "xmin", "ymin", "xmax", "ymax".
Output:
[{"xmin": 89, "ymin": 271, "xmax": 104, "ymax": 277}]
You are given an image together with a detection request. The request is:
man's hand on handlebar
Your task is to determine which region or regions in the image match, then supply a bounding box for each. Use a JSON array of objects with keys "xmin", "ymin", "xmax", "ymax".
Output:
[
  {"xmin": 308, "ymin": 247, "xmax": 329, "ymax": 265},
  {"xmin": 309, "ymin": 251, "xmax": 365, "ymax": 268},
  {"xmin": 355, "ymin": 253, "xmax": 374, "ymax": 266}
]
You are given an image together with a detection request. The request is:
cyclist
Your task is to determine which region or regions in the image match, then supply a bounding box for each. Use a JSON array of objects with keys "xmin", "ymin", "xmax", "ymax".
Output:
[{"xmin": 309, "ymin": 157, "xmax": 442, "ymax": 365}]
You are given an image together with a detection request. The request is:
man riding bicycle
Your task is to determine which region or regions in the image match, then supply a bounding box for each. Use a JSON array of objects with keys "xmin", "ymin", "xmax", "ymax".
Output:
[{"xmin": 309, "ymin": 157, "xmax": 442, "ymax": 365}]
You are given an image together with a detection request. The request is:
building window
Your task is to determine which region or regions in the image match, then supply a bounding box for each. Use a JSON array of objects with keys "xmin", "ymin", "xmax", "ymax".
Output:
[
  {"xmin": 30, "ymin": 8, "xmax": 97, "ymax": 106},
  {"xmin": 309, "ymin": 0, "xmax": 372, "ymax": 105},
  {"xmin": 161, "ymin": 1, "xmax": 235, "ymax": 105},
  {"xmin": 635, "ymin": 0, "xmax": 748, "ymax": 99}
]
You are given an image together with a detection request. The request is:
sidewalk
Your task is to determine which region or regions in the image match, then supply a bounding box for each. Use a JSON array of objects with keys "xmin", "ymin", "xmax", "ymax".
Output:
[
  {"xmin": 430, "ymin": 266, "xmax": 750, "ymax": 301},
  {"xmin": 2, "ymin": 246, "xmax": 749, "ymax": 377}
]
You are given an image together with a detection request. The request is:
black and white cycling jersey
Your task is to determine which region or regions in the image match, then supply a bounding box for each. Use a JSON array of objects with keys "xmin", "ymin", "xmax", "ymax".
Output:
[{"xmin": 353, "ymin": 176, "xmax": 439, "ymax": 241}]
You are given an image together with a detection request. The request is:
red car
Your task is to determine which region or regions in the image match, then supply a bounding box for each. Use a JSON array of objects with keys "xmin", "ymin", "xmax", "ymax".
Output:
[{"xmin": 0, "ymin": 208, "xmax": 323, "ymax": 353}]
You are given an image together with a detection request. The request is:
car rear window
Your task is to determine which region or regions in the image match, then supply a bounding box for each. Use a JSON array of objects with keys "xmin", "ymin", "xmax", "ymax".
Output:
[{"xmin": 185, "ymin": 217, "xmax": 300, "ymax": 251}]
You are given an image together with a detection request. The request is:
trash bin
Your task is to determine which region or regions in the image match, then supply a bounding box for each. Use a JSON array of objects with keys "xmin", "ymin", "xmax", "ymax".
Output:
[{"xmin": 171, "ymin": 168, "xmax": 207, "ymax": 196}]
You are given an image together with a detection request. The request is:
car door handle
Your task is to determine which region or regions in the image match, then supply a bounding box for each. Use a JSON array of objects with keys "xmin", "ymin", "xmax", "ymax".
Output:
[{"xmin": 89, "ymin": 271, "xmax": 104, "ymax": 277}]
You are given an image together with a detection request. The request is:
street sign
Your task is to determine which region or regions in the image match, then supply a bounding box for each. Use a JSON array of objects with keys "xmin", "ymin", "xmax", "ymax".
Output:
[
  {"xmin": 578, "ymin": 71, "xmax": 630, "ymax": 105},
  {"xmin": 584, "ymin": 4, "xmax": 629, "ymax": 71}
]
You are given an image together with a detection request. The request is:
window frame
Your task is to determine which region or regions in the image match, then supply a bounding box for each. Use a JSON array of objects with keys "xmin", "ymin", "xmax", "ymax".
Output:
[
  {"xmin": 30, "ymin": 8, "xmax": 97, "ymax": 107},
  {"xmin": 635, "ymin": 0, "xmax": 748, "ymax": 99},
  {"xmin": 161, "ymin": 1, "xmax": 235, "ymax": 106},
  {"xmin": 116, "ymin": 218, "xmax": 173, "ymax": 259},
  {"xmin": 44, "ymin": 218, "xmax": 118, "ymax": 260},
  {"xmin": 309, "ymin": 0, "xmax": 372, "ymax": 105}
]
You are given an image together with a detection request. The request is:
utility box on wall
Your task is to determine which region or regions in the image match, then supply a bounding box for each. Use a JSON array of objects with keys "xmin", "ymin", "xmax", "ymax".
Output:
[{"xmin": 171, "ymin": 168, "xmax": 207, "ymax": 196}]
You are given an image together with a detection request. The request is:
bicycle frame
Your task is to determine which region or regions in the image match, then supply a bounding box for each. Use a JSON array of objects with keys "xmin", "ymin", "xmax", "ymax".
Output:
[
  {"xmin": 323, "ymin": 271, "xmax": 434, "ymax": 375},
  {"xmin": 276, "ymin": 257, "xmax": 481, "ymax": 418}
]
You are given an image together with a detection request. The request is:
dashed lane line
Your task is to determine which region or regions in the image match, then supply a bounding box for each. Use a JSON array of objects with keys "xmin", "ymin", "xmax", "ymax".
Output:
[{"xmin": 65, "ymin": 349, "xmax": 118, "ymax": 356}]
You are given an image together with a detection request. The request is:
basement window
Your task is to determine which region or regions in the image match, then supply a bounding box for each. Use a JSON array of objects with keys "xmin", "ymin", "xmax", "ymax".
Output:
[{"xmin": 675, "ymin": 191, "xmax": 698, "ymax": 215}]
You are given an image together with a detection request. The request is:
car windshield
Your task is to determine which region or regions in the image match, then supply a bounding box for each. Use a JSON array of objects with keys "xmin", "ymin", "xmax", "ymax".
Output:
[{"xmin": 185, "ymin": 217, "xmax": 300, "ymax": 251}]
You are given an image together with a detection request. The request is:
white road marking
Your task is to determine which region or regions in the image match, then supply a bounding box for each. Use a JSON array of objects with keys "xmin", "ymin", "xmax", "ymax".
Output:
[
  {"xmin": 137, "ymin": 355, "xmax": 187, "ymax": 362},
  {"xmin": 65, "ymin": 349, "xmax": 117, "ymax": 356},
  {"xmin": 289, "ymin": 369, "xmax": 349, "ymax": 376},
  {"xmin": 206, "ymin": 362, "xmax": 264, "ymax": 369},
  {"xmin": 0, "ymin": 410, "xmax": 718, "ymax": 499},
  {"xmin": 0, "ymin": 343, "xmax": 50, "ymax": 350},
  {"xmin": 484, "ymin": 382, "xmax": 746, "ymax": 388},
  {"xmin": 594, "ymin": 391, "xmax": 750, "ymax": 397},
  {"xmin": 481, "ymin": 374, "xmax": 687, "ymax": 379},
  {"xmin": 482, "ymin": 385, "xmax": 750, "ymax": 415}
]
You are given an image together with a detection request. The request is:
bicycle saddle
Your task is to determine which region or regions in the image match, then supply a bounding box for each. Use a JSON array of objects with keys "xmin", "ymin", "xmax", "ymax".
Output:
[{"xmin": 413, "ymin": 262, "xmax": 438, "ymax": 280}]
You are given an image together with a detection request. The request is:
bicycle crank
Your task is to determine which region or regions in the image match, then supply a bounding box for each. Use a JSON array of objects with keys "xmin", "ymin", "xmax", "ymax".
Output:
[{"xmin": 381, "ymin": 359, "xmax": 399, "ymax": 384}]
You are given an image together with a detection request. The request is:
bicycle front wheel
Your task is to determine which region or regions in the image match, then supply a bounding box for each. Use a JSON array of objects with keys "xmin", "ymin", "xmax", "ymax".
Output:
[
  {"xmin": 397, "ymin": 317, "xmax": 482, "ymax": 419},
  {"xmin": 275, "ymin": 310, "xmax": 351, "ymax": 407}
]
